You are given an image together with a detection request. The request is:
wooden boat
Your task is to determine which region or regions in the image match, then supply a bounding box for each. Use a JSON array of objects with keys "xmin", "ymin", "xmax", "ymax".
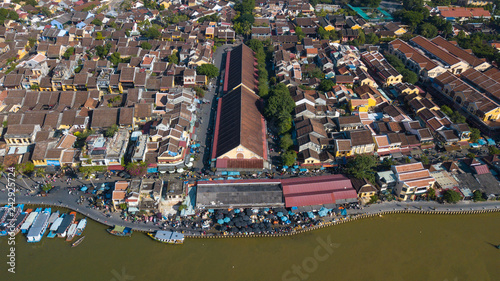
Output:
[
  {"xmin": 147, "ymin": 230, "xmax": 184, "ymax": 244},
  {"xmin": 106, "ymin": 225, "xmax": 132, "ymax": 237},
  {"xmin": 71, "ymin": 236, "xmax": 85, "ymax": 247},
  {"xmin": 76, "ymin": 218, "xmax": 87, "ymax": 236},
  {"xmin": 65, "ymin": 223, "xmax": 77, "ymax": 242}
]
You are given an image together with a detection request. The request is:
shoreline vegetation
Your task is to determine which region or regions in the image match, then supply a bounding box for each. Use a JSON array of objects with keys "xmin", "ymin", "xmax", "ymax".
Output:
[{"xmin": 7, "ymin": 201, "xmax": 500, "ymax": 239}]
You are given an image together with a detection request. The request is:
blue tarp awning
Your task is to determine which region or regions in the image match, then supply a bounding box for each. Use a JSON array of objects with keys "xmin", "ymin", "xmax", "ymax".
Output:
[{"xmin": 80, "ymin": 186, "xmax": 88, "ymax": 192}]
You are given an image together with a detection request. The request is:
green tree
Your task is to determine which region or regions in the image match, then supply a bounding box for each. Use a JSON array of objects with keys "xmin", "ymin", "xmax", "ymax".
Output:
[
  {"xmin": 277, "ymin": 111, "xmax": 293, "ymax": 135},
  {"xmin": 317, "ymin": 79, "xmax": 335, "ymax": 92},
  {"xmin": 25, "ymin": 0, "xmax": 37, "ymax": 6},
  {"xmin": 295, "ymin": 26, "xmax": 305, "ymax": 41},
  {"xmin": 318, "ymin": 26, "xmax": 330, "ymax": 40},
  {"xmin": 366, "ymin": 32, "xmax": 379, "ymax": 45},
  {"xmin": 470, "ymin": 128, "xmax": 481, "ymax": 143},
  {"xmin": 258, "ymin": 78, "xmax": 269, "ymax": 98},
  {"xmin": 42, "ymin": 183, "xmax": 53, "ymax": 192},
  {"xmin": 400, "ymin": 68, "xmax": 418, "ymax": 84},
  {"xmin": 368, "ymin": 194, "xmax": 379, "ymax": 204},
  {"xmin": 489, "ymin": 146, "xmax": 500, "ymax": 155},
  {"xmin": 401, "ymin": 11, "xmax": 424, "ymax": 28},
  {"xmin": 22, "ymin": 162, "xmax": 35, "ymax": 175},
  {"xmin": 381, "ymin": 157, "xmax": 396, "ymax": 169},
  {"xmin": 419, "ymin": 23, "xmax": 438, "ymax": 38},
  {"xmin": 281, "ymin": 150, "xmax": 297, "ymax": 166},
  {"xmin": 443, "ymin": 189, "xmax": 462, "ymax": 203},
  {"xmin": 440, "ymin": 105, "xmax": 453, "ymax": 116},
  {"xmin": 384, "ymin": 54, "xmax": 405, "ymax": 69},
  {"xmin": 95, "ymin": 32, "xmax": 105, "ymax": 40},
  {"xmin": 472, "ymin": 190, "xmax": 486, "ymax": 201},
  {"xmin": 95, "ymin": 42, "xmax": 111, "ymax": 58},
  {"xmin": 63, "ymin": 47, "xmax": 75, "ymax": 60},
  {"xmin": 142, "ymin": 27, "xmax": 161, "ymax": 39},
  {"xmin": 91, "ymin": 18, "xmax": 103, "ymax": 26},
  {"xmin": 345, "ymin": 154, "xmax": 377, "ymax": 183},
  {"xmin": 466, "ymin": 152, "xmax": 476, "ymax": 159},
  {"xmin": 427, "ymin": 187, "xmax": 436, "ymax": 200},
  {"xmin": 196, "ymin": 64, "xmax": 219, "ymax": 79},
  {"xmin": 357, "ymin": 29, "xmax": 366, "ymax": 45},
  {"xmin": 104, "ymin": 124, "xmax": 119, "ymax": 137},
  {"xmin": 264, "ymin": 83, "xmax": 295, "ymax": 119},
  {"xmin": 420, "ymin": 155, "xmax": 429, "ymax": 165},
  {"xmin": 168, "ymin": 53, "xmax": 179, "ymax": 65},
  {"xmin": 141, "ymin": 42, "xmax": 152, "ymax": 50},
  {"xmin": 40, "ymin": 7, "xmax": 52, "ymax": 17},
  {"xmin": 109, "ymin": 52, "xmax": 122, "ymax": 66},
  {"xmin": 280, "ymin": 134, "xmax": 293, "ymax": 151},
  {"xmin": 403, "ymin": 0, "xmax": 423, "ymax": 10}
]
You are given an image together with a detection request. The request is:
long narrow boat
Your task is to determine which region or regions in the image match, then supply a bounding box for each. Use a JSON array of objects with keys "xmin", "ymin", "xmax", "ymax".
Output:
[
  {"xmin": 147, "ymin": 230, "xmax": 184, "ymax": 244},
  {"xmin": 47, "ymin": 214, "xmax": 65, "ymax": 238},
  {"xmin": 76, "ymin": 218, "xmax": 86, "ymax": 236},
  {"xmin": 20, "ymin": 208, "xmax": 41, "ymax": 234},
  {"xmin": 56, "ymin": 212, "xmax": 75, "ymax": 238},
  {"xmin": 65, "ymin": 223, "xmax": 77, "ymax": 242},
  {"xmin": 12, "ymin": 208, "xmax": 30, "ymax": 236},
  {"xmin": 0, "ymin": 204, "xmax": 23, "ymax": 236},
  {"xmin": 27, "ymin": 208, "xmax": 51, "ymax": 243},
  {"xmin": 47, "ymin": 211, "xmax": 59, "ymax": 226},
  {"xmin": 71, "ymin": 236, "xmax": 85, "ymax": 247},
  {"xmin": 107, "ymin": 225, "xmax": 133, "ymax": 237},
  {"xmin": 0, "ymin": 206, "xmax": 8, "ymax": 224}
]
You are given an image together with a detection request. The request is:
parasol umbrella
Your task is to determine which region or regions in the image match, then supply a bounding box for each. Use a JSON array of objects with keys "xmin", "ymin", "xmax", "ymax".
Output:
[
  {"xmin": 217, "ymin": 219, "xmax": 224, "ymax": 224},
  {"xmin": 224, "ymin": 217, "xmax": 231, "ymax": 223},
  {"xmin": 289, "ymin": 211, "xmax": 295, "ymax": 216},
  {"xmin": 208, "ymin": 209, "xmax": 214, "ymax": 213},
  {"xmin": 277, "ymin": 212, "xmax": 283, "ymax": 217},
  {"xmin": 264, "ymin": 208, "xmax": 270, "ymax": 212},
  {"xmin": 281, "ymin": 216, "xmax": 288, "ymax": 222},
  {"xmin": 227, "ymin": 221, "xmax": 234, "ymax": 226},
  {"xmin": 234, "ymin": 209, "xmax": 241, "ymax": 214},
  {"xmin": 245, "ymin": 209, "xmax": 253, "ymax": 216}
]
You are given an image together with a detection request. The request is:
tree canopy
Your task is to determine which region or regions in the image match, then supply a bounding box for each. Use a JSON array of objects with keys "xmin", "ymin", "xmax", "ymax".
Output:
[
  {"xmin": 317, "ymin": 79, "xmax": 335, "ymax": 92},
  {"xmin": 443, "ymin": 189, "xmax": 462, "ymax": 203},
  {"xmin": 196, "ymin": 64, "xmax": 219, "ymax": 79},
  {"xmin": 281, "ymin": 150, "xmax": 297, "ymax": 166},
  {"xmin": 141, "ymin": 42, "xmax": 152, "ymax": 50},
  {"xmin": 63, "ymin": 47, "xmax": 75, "ymax": 60},
  {"xmin": 345, "ymin": 154, "xmax": 378, "ymax": 183},
  {"xmin": 141, "ymin": 26, "xmax": 161, "ymax": 39}
]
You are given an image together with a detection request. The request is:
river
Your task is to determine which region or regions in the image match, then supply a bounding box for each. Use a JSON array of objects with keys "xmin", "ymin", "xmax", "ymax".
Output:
[{"xmin": 2, "ymin": 211, "xmax": 500, "ymax": 281}]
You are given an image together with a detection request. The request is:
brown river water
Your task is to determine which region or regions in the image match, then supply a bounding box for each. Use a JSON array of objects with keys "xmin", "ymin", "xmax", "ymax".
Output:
[{"xmin": 1, "ymin": 211, "xmax": 500, "ymax": 281}]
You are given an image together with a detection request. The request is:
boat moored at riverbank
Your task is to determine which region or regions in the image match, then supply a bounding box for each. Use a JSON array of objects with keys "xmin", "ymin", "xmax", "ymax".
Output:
[
  {"xmin": 0, "ymin": 204, "xmax": 23, "ymax": 236},
  {"xmin": 48, "ymin": 214, "xmax": 64, "ymax": 238},
  {"xmin": 76, "ymin": 218, "xmax": 86, "ymax": 236},
  {"xmin": 56, "ymin": 212, "xmax": 75, "ymax": 238},
  {"xmin": 27, "ymin": 208, "xmax": 51, "ymax": 243},
  {"xmin": 21, "ymin": 208, "xmax": 41, "ymax": 234},
  {"xmin": 147, "ymin": 231, "xmax": 184, "ymax": 244},
  {"xmin": 107, "ymin": 225, "xmax": 133, "ymax": 237},
  {"xmin": 66, "ymin": 223, "xmax": 78, "ymax": 242}
]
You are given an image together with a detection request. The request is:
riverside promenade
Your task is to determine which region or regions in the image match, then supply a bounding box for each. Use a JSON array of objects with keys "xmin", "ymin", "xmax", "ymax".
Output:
[{"xmin": 2, "ymin": 188, "xmax": 500, "ymax": 238}]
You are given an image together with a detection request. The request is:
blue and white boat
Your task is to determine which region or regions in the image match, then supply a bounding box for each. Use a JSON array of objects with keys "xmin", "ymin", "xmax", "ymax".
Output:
[
  {"xmin": 0, "ymin": 204, "xmax": 23, "ymax": 236},
  {"xmin": 76, "ymin": 218, "xmax": 87, "ymax": 236},
  {"xmin": 47, "ymin": 214, "xmax": 64, "ymax": 238},
  {"xmin": 21, "ymin": 207, "xmax": 41, "ymax": 234},
  {"xmin": 27, "ymin": 208, "xmax": 51, "ymax": 243}
]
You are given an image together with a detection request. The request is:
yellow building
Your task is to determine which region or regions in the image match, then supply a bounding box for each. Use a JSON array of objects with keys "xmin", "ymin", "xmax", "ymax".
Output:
[
  {"xmin": 334, "ymin": 139, "xmax": 352, "ymax": 158},
  {"xmin": 349, "ymin": 98, "xmax": 376, "ymax": 112}
]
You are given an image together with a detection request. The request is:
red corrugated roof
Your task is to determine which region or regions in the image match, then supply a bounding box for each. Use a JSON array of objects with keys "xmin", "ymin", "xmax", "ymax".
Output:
[
  {"xmin": 281, "ymin": 175, "xmax": 357, "ymax": 207},
  {"xmin": 108, "ymin": 165, "xmax": 124, "ymax": 171},
  {"xmin": 474, "ymin": 164, "xmax": 490, "ymax": 175}
]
